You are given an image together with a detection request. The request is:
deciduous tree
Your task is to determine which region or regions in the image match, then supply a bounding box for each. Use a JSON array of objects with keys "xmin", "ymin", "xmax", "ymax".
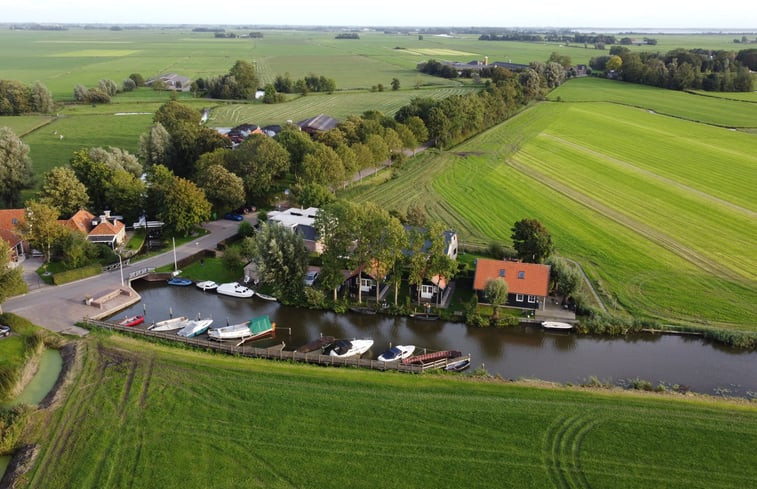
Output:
[
  {"xmin": 227, "ymin": 134, "xmax": 289, "ymax": 203},
  {"xmin": 159, "ymin": 176, "xmax": 211, "ymax": 236},
  {"xmin": 484, "ymin": 278, "xmax": 509, "ymax": 319},
  {"xmin": 511, "ymin": 218, "xmax": 554, "ymax": 264},
  {"xmin": 0, "ymin": 244, "xmax": 25, "ymax": 313},
  {"xmin": 39, "ymin": 167, "xmax": 89, "ymax": 218},
  {"xmin": 195, "ymin": 164, "xmax": 245, "ymax": 214},
  {"xmin": 248, "ymin": 222, "xmax": 309, "ymax": 303},
  {"xmin": 19, "ymin": 200, "xmax": 65, "ymax": 263},
  {"xmin": 0, "ymin": 127, "xmax": 33, "ymax": 208}
]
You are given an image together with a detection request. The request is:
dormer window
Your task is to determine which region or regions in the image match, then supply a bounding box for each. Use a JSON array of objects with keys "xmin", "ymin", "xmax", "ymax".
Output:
[
  {"xmin": 518, "ymin": 271, "xmax": 525, "ymax": 279},
  {"xmin": 498, "ymin": 269, "xmax": 505, "ymax": 277}
]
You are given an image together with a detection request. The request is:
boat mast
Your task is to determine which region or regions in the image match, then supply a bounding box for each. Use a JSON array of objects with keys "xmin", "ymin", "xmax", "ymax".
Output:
[{"xmin": 173, "ymin": 237, "xmax": 178, "ymax": 272}]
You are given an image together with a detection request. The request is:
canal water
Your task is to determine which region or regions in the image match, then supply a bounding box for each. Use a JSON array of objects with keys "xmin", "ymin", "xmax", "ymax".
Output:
[
  {"xmin": 1, "ymin": 348, "xmax": 63, "ymax": 480},
  {"xmin": 116, "ymin": 282, "xmax": 757, "ymax": 398}
]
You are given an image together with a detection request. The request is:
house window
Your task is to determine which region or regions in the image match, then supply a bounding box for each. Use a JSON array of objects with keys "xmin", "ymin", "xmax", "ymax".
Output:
[
  {"xmin": 421, "ymin": 284, "xmax": 435, "ymax": 299},
  {"xmin": 360, "ymin": 278, "xmax": 374, "ymax": 289},
  {"xmin": 515, "ymin": 294, "xmax": 524, "ymax": 302},
  {"xmin": 499, "ymin": 269, "xmax": 505, "ymax": 277},
  {"xmin": 518, "ymin": 271, "xmax": 525, "ymax": 279},
  {"xmin": 527, "ymin": 295, "xmax": 536, "ymax": 303}
]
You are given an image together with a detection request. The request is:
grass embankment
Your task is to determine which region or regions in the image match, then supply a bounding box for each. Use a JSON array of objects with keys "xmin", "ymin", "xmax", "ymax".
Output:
[
  {"xmin": 18, "ymin": 333, "xmax": 757, "ymax": 489},
  {"xmin": 343, "ymin": 86, "xmax": 757, "ymax": 331}
]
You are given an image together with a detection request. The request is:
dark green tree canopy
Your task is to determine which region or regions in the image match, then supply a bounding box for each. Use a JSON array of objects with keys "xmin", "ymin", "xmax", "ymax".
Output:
[
  {"xmin": 511, "ymin": 218, "xmax": 554, "ymax": 264},
  {"xmin": 0, "ymin": 126, "xmax": 33, "ymax": 207}
]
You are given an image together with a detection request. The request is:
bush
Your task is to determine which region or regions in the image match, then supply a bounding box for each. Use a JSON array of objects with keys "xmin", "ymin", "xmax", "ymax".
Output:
[
  {"xmin": 238, "ymin": 221, "xmax": 255, "ymax": 238},
  {"xmin": 304, "ymin": 287, "xmax": 326, "ymax": 309},
  {"xmin": 52, "ymin": 264, "xmax": 101, "ymax": 285}
]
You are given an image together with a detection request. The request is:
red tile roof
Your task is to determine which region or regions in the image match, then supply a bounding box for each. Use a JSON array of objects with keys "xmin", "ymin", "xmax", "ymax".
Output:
[
  {"xmin": 473, "ymin": 258, "xmax": 550, "ymax": 297},
  {"xmin": 89, "ymin": 219, "xmax": 124, "ymax": 236},
  {"xmin": 61, "ymin": 209, "xmax": 95, "ymax": 234},
  {"xmin": 0, "ymin": 209, "xmax": 26, "ymax": 233},
  {"xmin": 0, "ymin": 228, "xmax": 22, "ymax": 248}
]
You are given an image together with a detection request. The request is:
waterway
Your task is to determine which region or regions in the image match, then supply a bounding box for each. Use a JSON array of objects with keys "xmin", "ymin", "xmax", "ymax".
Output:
[
  {"xmin": 0, "ymin": 348, "xmax": 63, "ymax": 480},
  {"xmin": 116, "ymin": 282, "xmax": 757, "ymax": 398}
]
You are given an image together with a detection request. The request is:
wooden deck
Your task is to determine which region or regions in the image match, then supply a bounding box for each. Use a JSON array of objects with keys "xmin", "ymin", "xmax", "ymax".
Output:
[{"xmin": 82, "ymin": 319, "xmax": 471, "ymax": 374}]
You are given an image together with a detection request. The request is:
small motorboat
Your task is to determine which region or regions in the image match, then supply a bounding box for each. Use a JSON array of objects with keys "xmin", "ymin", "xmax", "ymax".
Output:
[
  {"xmin": 409, "ymin": 312, "xmax": 439, "ymax": 321},
  {"xmin": 208, "ymin": 315, "xmax": 275, "ymax": 341},
  {"xmin": 196, "ymin": 280, "xmax": 218, "ymax": 291},
  {"xmin": 253, "ymin": 290, "xmax": 277, "ymax": 301},
  {"xmin": 445, "ymin": 358, "xmax": 471, "ymax": 372},
  {"xmin": 323, "ymin": 339, "xmax": 374, "ymax": 358},
  {"xmin": 148, "ymin": 316, "xmax": 189, "ymax": 331},
  {"xmin": 349, "ymin": 306, "xmax": 376, "ymax": 315},
  {"xmin": 167, "ymin": 277, "xmax": 193, "ymax": 286},
  {"xmin": 217, "ymin": 282, "xmax": 254, "ymax": 298},
  {"xmin": 377, "ymin": 345, "xmax": 416, "ymax": 362},
  {"xmin": 295, "ymin": 335, "xmax": 336, "ymax": 353},
  {"xmin": 541, "ymin": 321, "xmax": 573, "ymax": 330},
  {"xmin": 177, "ymin": 318, "xmax": 214, "ymax": 338},
  {"xmin": 118, "ymin": 315, "xmax": 145, "ymax": 327}
]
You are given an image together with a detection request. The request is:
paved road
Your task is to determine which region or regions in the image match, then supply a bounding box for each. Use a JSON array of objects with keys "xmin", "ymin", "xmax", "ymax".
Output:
[{"xmin": 3, "ymin": 218, "xmax": 246, "ymax": 336}]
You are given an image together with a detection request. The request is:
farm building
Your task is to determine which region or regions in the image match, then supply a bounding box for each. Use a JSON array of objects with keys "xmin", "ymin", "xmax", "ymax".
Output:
[
  {"xmin": 60, "ymin": 209, "xmax": 126, "ymax": 248},
  {"xmin": 0, "ymin": 209, "xmax": 28, "ymax": 267},
  {"xmin": 473, "ymin": 258, "xmax": 550, "ymax": 310},
  {"xmin": 145, "ymin": 73, "xmax": 191, "ymax": 91},
  {"xmin": 296, "ymin": 114, "xmax": 339, "ymax": 135}
]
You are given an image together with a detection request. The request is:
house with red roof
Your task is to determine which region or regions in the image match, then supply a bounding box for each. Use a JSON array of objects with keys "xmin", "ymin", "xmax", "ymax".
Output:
[
  {"xmin": 473, "ymin": 258, "xmax": 550, "ymax": 310},
  {"xmin": 0, "ymin": 209, "xmax": 28, "ymax": 266},
  {"xmin": 60, "ymin": 209, "xmax": 126, "ymax": 248}
]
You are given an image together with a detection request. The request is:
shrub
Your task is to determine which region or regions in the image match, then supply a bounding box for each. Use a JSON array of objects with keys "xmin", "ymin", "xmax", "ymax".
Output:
[{"xmin": 52, "ymin": 264, "xmax": 101, "ymax": 285}]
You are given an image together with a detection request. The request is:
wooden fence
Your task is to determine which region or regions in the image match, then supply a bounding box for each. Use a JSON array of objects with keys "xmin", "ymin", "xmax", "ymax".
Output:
[{"xmin": 82, "ymin": 319, "xmax": 437, "ymax": 374}]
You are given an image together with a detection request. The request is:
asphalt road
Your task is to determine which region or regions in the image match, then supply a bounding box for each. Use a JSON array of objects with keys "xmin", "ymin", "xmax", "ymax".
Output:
[{"xmin": 3, "ymin": 217, "xmax": 246, "ymax": 336}]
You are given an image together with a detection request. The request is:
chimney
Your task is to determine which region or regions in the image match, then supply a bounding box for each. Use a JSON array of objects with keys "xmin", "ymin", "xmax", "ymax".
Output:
[{"xmin": 484, "ymin": 56, "xmax": 489, "ymax": 66}]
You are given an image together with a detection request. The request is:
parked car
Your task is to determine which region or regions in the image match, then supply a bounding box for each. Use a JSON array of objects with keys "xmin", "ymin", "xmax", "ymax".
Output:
[
  {"xmin": 224, "ymin": 213, "xmax": 244, "ymax": 222},
  {"xmin": 0, "ymin": 325, "xmax": 11, "ymax": 338},
  {"xmin": 304, "ymin": 270, "xmax": 319, "ymax": 286}
]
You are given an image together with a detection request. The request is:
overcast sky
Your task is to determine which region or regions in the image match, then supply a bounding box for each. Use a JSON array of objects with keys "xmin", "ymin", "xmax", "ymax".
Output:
[{"xmin": 1, "ymin": 0, "xmax": 755, "ymax": 29}]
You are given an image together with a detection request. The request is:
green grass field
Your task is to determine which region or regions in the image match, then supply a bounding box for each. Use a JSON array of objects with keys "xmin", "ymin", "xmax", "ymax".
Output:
[
  {"xmin": 20, "ymin": 334, "xmax": 757, "ymax": 489},
  {"xmin": 343, "ymin": 82, "xmax": 757, "ymax": 329},
  {"xmin": 0, "ymin": 116, "xmax": 54, "ymax": 136},
  {"xmin": 549, "ymin": 77, "xmax": 757, "ymax": 128}
]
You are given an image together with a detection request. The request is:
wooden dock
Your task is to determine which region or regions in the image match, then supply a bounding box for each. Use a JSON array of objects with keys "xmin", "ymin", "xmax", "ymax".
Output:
[{"xmin": 81, "ymin": 319, "xmax": 469, "ymax": 374}]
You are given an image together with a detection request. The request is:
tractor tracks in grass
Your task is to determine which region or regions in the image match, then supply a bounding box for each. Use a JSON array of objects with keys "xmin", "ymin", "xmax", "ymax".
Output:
[
  {"xmin": 543, "ymin": 413, "xmax": 598, "ymax": 489},
  {"xmin": 507, "ymin": 158, "xmax": 745, "ymax": 283}
]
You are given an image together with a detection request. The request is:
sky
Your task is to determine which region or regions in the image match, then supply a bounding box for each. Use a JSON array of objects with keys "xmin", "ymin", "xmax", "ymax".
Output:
[{"xmin": 1, "ymin": 0, "xmax": 755, "ymax": 29}]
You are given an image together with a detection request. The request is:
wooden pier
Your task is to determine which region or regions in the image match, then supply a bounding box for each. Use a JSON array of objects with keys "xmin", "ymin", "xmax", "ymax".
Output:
[{"xmin": 81, "ymin": 319, "xmax": 468, "ymax": 374}]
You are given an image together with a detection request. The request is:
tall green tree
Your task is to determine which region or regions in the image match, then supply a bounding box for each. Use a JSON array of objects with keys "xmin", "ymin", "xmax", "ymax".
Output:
[
  {"xmin": 0, "ymin": 244, "xmax": 25, "ymax": 313},
  {"xmin": 195, "ymin": 164, "xmax": 245, "ymax": 214},
  {"xmin": 248, "ymin": 222, "xmax": 309, "ymax": 303},
  {"xmin": 227, "ymin": 134, "xmax": 289, "ymax": 202},
  {"xmin": 484, "ymin": 278, "xmax": 509, "ymax": 319},
  {"xmin": 139, "ymin": 122, "xmax": 174, "ymax": 167},
  {"xmin": 19, "ymin": 200, "xmax": 65, "ymax": 263},
  {"xmin": 144, "ymin": 164, "xmax": 174, "ymax": 219},
  {"xmin": 315, "ymin": 200, "xmax": 359, "ymax": 302},
  {"xmin": 406, "ymin": 227, "xmax": 428, "ymax": 306},
  {"xmin": 511, "ymin": 218, "xmax": 554, "ymax": 264},
  {"xmin": 159, "ymin": 176, "xmax": 211, "ymax": 236},
  {"xmin": 275, "ymin": 126, "xmax": 314, "ymax": 177},
  {"xmin": 427, "ymin": 222, "xmax": 457, "ymax": 306},
  {"xmin": 105, "ymin": 169, "xmax": 145, "ymax": 223},
  {"xmin": 302, "ymin": 143, "xmax": 344, "ymax": 187},
  {"xmin": 0, "ymin": 127, "xmax": 33, "ymax": 208},
  {"xmin": 39, "ymin": 167, "xmax": 89, "ymax": 218},
  {"xmin": 70, "ymin": 149, "xmax": 112, "ymax": 212}
]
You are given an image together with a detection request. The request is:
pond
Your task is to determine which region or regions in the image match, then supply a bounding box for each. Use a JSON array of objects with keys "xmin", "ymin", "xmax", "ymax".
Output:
[{"xmin": 115, "ymin": 282, "xmax": 757, "ymax": 398}]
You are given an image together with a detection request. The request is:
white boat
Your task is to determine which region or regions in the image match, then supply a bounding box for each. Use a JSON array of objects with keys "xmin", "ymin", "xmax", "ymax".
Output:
[
  {"xmin": 148, "ymin": 316, "xmax": 189, "ymax": 332},
  {"xmin": 254, "ymin": 291, "xmax": 277, "ymax": 301},
  {"xmin": 196, "ymin": 281, "xmax": 218, "ymax": 291},
  {"xmin": 377, "ymin": 345, "xmax": 416, "ymax": 362},
  {"xmin": 324, "ymin": 339, "xmax": 374, "ymax": 358},
  {"xmin": 177, "ymin": 318, "xmax": 214, "ymax": 337},
  {"xmin": 217, "ymin": 282, "xmax": 254, "ymax": 298},
  {"xmin": 208, "ymin": 316, "xmax": 276, "ymax": 341},
  {"xmin": 541, "ymin": 321, "xmax": 573, "ymax": 330}
]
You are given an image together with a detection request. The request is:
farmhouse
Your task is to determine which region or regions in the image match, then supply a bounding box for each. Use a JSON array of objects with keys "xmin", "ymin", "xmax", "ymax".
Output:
[
  {"xmin": 473, "ymin": 258, "xmax": 550, "ymax": 310},
  {"xmin": 267, "ymin": 207, "xmax": 323, "ymax": 253},
  {"xmin": 145, "ymin": 73, "xmax": 191, "ymax": 92},
  {"xmin": 60, "ymin": 209, "xmax": 126, "ymax": 248},
  {"xmin": 0, "ymin": 209, "xmax": 28, "ymax": 267}
]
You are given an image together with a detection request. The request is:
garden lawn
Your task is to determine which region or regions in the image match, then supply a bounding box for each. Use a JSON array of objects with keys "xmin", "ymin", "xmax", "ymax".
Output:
[
  {"xmin": 20, "ymin": 334, "xmax": 757, "ymax": 489},
  {"xmin": 549, "ymin": 77, "xmax": 757, "ymax": 128}
]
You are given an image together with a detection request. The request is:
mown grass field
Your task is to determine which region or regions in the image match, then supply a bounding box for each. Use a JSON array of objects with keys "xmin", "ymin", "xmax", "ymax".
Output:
[
  {"xmin": 548, "ymin": 77, "xmax": 757, "ymax": 127},
  {"xmin": 0, "ymin": 116, "xmax": 54, "ymax": 136},
  {"xmin": 209, "ymin": 86, "xmax": 478, "ymax": 126},
  {"xmin": 19, "ymin": 334, "xmax": 757, "ymax": 489},
  {"xmin": 344, "ymin": 81, "xmax": 757, "ymax": 329}
]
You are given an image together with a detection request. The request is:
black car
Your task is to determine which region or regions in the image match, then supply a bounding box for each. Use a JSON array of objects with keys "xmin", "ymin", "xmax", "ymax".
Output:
[{"xmin": 0, "ymin": 325, "xmax": 10, "ymax": 338}]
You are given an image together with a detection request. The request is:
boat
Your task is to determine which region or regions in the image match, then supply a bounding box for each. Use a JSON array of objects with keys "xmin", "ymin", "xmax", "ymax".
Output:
[
  {"xmin": 196, "ymin": 280, "xmax": 218, "ymax": 291},
  {"xmin": 323, "ymin": 339, "xmax": 374, "ymax": 358},
  {"xmin": 349, "ymin": 306, "xmax": 376, "ymax": 315},
  {"xmin": 148, "ymin": 316, "xmax": 189, "ymax": 331},
  {"xmin": 217, "ymin": 282, "xmax": 254, "ymax": 298},
  {"xmin": 118, "ymin": 315, "xmax": 145, "ymax": 327},
  {"xmin": 167, "ymin": 277, "xmax": 193, "ymax": 286},
  {"xmin": 177, "ymin": 318, "xmax": 214, "ymax": 338},
  {"xmin": 253, "ymin": 290, "xmax": 277, "ymax": 302},
  {"xmin": 295, "ymin": 335, "xmax": 336, "ymax": 353},
  {"xmin": 444, "ymin": 358, "xmax": 471, "ymax": 372},
  {"xmin": 402, "ymin": 350, "xmax": 462, "ymax": 366},
  {"xmin": 541, "ymin": 321, "xmax": 573, "ymax": 330},
  {"xmin": 409, "ymin": 312, "xmax": 440, "ymax": 321},
  {"xmin": 208, "ymin": 315, "xmax": 275, "ymax": 341},
  {"xmin": 377, "ymin": 345, "xmax": 416, "ymax": 362}
]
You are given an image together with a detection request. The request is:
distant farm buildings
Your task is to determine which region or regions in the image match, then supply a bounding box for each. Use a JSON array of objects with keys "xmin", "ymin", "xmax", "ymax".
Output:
[{"xmin": 145, "ymin": 73, "xmax": 191, "ymax": 92}]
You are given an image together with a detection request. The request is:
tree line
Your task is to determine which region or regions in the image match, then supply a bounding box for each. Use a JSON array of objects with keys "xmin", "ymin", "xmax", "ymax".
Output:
[
  {"xmin": 590, "ymin": 46, "xmax": 754, "ymax": 92},
  {"xmin": 0, "ymin": 80, "xmax": 54, "ymax": 115}
]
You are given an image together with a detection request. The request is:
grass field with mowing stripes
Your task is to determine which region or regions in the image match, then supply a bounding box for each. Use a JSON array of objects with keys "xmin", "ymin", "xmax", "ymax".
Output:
[{"xmin": 20, "ymin": 334, "xmax": 757, "ymax": 489}]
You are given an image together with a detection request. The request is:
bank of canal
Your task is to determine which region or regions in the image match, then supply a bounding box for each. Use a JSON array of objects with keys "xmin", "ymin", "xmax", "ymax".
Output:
[{"xmin": 112, "ymin": 282, "xmax": 757, "ymax": 398}]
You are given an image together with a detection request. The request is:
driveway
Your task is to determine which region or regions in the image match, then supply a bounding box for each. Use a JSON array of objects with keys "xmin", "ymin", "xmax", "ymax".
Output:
[{"xmin": 2, "ymin": 217, "xmax": 247, "ymax": 336}]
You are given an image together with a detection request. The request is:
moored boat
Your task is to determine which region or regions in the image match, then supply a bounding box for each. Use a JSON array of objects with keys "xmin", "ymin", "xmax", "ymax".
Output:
[
  {"xmin": 444, "ymin": 358, "xmax": 471, "ymax": 372},
  {"xmin": 324, "ymin": 339, "xmax": 374, "ymax": 358},
  {"xmin": 349, "ymin": 306, "xmax": 376, "ymax": 315},
  {"xmin": 148, "ymin": 316, "xmax": 189, "ymax": 331},
  {"xmin": 167, "ymin": 277, "xmax": 193, "ymax": 286},
  {"xmin": 253, "ymin": 291, "xmax": 277, "ymax": 301},
  {"xmin": 541, "ymin": 321, "xmax": 573, "ymax": 330},
  {"xmin": 177, "ymin": 318, "xmax": 214, "ymax": 337},
  {"xmin": 196, "ymin": 280, "xmax": 218, "ymax": 291},
  {"xmin": 402, "ymin": 350, "xmax": 462, "ymax": 366},
  {"xmin": 118, "ymin": 315, "xmax": 145, "ymax": 327},
  {"xmin": 217, "ymin": 282, "xmax": 254, "ymax": 298},
  {"xmin": 295, "ymin": 335, "xmax": 336, "ymax": 353},
  {"xmin": 377, "ymin": 345, "xmax": 416, "ymax": 362},
  {"xmin": 409, "ymin": 312, "xmax": 439, "ymax": 321},
  {"xmin": 208, "ymin": 315, "xmax": 275, "ymax": 341}
]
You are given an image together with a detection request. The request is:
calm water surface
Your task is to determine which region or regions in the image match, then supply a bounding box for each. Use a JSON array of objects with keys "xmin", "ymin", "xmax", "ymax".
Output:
[{"xmin": 115, "ymin": 282, "xmax": 757, "ymax": 398}]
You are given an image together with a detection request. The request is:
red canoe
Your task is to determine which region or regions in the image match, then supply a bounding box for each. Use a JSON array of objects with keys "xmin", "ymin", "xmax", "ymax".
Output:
[{"xmin": 118, "ymin": 315, "xmax": 145, "ymax": 327}]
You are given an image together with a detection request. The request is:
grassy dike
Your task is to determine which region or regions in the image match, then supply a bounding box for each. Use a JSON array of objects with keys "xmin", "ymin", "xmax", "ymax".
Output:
[{"xmin": 14, "ymin": 332, "xmax": 757, "ymax": 489}]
